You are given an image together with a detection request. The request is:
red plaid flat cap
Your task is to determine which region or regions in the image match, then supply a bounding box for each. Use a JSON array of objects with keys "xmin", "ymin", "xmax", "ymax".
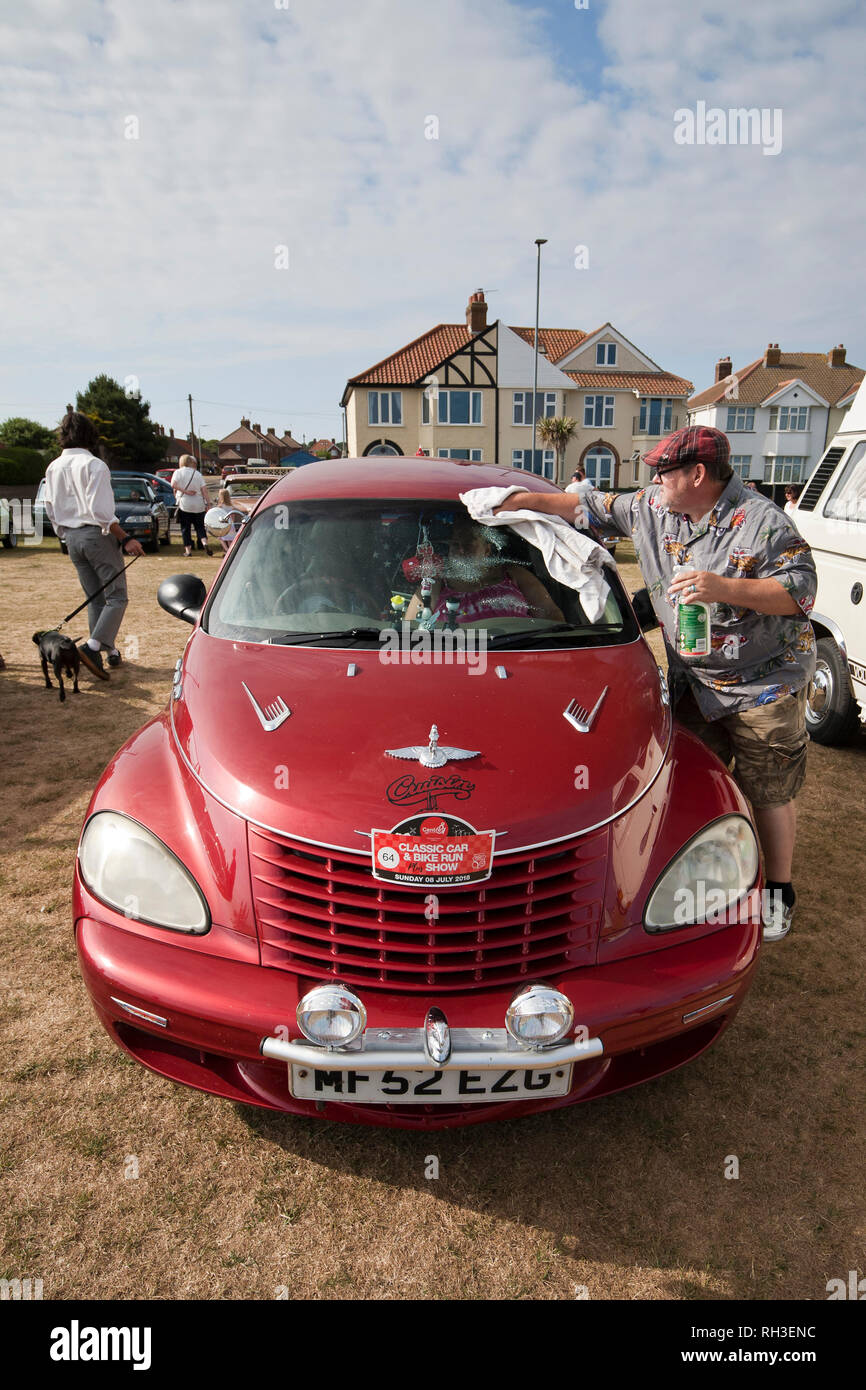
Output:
[{"xmin": 643, "ymin": 425, "xmax": 730, "ymax": 471}]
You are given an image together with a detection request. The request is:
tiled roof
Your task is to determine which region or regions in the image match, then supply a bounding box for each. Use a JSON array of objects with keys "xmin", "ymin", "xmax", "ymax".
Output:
[
  {"xmin": 221, "ymin": 425, "xmax": 263, "ymax": 445},
  {"xmin": 563, "ymin": 370, "xmax": 693, "ymax": 394},
  {"xmin": 218, "ymin": 448, "xmax": 244, "ymax": 460},
  {"xmin": 510, "ymin": 327, "xmax": 588, "ymax": 362},
  {"xmin": 346, "ymin": 324, "xmax": 474, "ymax": 390},
  {"xmin": 689, "ymin": 353, "xmax": 865, "ymax": 409}
]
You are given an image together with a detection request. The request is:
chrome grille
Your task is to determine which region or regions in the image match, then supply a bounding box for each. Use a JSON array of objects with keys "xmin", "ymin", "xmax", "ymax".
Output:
[{"xmin": 249, "ymin": 824, "xmax": 608, "ymax": 992}]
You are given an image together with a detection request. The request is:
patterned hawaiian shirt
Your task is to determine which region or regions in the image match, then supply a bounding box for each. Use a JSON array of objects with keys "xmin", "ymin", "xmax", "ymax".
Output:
[{"xmin": 581, "ymin": 474, "xmax": 817, "ymax": 720}]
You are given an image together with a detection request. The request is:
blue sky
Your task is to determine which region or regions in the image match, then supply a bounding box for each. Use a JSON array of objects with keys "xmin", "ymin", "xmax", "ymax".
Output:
[{"xmin": 1, "ymin": 0, "xmax": 864, "ymax": 447}]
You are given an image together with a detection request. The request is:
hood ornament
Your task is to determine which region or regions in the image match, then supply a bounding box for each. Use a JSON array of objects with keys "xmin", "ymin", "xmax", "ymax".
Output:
[
  {"xmin": 242, "ymin": 681, "xmax": 291, "ymax": 732},
  {"xmin": 563, "ymin": 687, "xmax": 608, "ymax": 734},
  {"xmin": 385, "ymin": 724, "xmax": 479, "ymax": 769}
]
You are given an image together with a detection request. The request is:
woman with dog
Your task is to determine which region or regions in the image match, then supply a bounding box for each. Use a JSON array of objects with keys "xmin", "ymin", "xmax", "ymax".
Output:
[{"xmin": 43, "ymin": 406, "xmax": 145, "ymax": 680}]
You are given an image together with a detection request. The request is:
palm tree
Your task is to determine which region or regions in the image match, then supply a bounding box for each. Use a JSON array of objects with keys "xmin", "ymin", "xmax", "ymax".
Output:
[{"xmin": 537, "ymin": 416, "xmax": 578, "ymax": 486}]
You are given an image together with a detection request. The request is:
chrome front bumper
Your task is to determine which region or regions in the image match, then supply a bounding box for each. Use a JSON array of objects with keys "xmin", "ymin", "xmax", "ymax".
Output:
[{"xmin": 261, "ymin": 1027, "xmax": 604, "ymax": 1072}]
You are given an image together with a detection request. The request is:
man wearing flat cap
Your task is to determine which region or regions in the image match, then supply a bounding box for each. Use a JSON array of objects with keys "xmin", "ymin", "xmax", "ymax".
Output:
[{"xmin": 495, "ymin": 424, "xmax": 817, "ymax": 943}]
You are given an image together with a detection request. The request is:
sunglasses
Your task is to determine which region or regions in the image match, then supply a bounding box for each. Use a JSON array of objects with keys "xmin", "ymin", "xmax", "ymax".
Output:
[{"xmin": 652, "ymin": 461, "xmax": 697, "ymax": 479}]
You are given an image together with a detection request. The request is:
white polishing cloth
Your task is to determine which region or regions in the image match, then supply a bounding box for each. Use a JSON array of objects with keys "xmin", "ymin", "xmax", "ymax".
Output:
[{"xmin": 459, "ymin": 484, "xmax": 613, "ymax": 624}]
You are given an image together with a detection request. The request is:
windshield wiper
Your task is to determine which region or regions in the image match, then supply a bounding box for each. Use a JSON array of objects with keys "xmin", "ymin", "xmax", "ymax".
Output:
[
  {"xmin": 487, "ymin": 623, "xmax": 621, "ymax": 649},
  {"xmin": 268, "ymin": 627, "xmax": 383, "ymax": 646}
]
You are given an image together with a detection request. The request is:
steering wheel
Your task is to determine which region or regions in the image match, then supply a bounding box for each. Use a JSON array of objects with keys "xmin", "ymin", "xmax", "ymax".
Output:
[{"xmin": 273, "ymin": 576, "xmax": 346, "ymax": 614}]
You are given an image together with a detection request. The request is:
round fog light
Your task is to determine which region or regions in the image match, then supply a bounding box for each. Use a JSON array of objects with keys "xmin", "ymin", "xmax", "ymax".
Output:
[
  {"xmin": 505, "ymin": 985, "xmax": 573, "ymax": 1047},
  {"xmin": 297, "ymin": 983, "xmax": 367, "ymax": 1048}
]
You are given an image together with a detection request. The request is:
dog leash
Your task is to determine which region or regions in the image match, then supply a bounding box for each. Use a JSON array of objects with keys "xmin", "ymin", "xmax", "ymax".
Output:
[{"xmin": 56, "ymin": 554, "xmax": 141, "ymax": 631}]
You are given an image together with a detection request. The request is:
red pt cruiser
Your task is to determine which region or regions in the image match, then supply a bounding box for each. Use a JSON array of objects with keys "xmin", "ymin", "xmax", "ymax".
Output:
[{"xmin": 74, "ymin": 459, "xmax": 762, "ymax": 1129}]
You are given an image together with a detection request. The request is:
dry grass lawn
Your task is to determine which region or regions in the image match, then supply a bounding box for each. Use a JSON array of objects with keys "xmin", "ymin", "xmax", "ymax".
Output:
[{"xmin": 0, "ymin": 535, "xmax": 863, "ymax": 1300}]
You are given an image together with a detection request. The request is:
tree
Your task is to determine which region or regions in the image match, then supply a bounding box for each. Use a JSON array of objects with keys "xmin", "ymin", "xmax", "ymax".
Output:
[
  {"xmin": 0, "ymin": 417, "xmax": 57, "ymax": 452},
  {"xmin": 75, "ymin": 374, "xmax": 166, "ymax": 469},
  {"xmin": 537, "ymin": 416, "xmax": 578, "ymax": 485}
]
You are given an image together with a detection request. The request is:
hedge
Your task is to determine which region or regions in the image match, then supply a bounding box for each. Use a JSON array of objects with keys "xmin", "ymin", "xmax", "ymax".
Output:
[{"xmin": 0, "ymin": 446, "xmax": 49, "ymax": 485}]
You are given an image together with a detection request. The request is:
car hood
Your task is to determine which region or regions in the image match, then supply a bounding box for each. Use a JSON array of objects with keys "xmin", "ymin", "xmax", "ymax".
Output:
[{"xmin": 170, "ymin": 631, "xmax": 670, "ymax": 853}]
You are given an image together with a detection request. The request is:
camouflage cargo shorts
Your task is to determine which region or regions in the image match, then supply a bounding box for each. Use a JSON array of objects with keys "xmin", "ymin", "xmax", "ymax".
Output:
[{"xmin": 674, "ymin": 686, "xmax": 809, "ymax": 808}]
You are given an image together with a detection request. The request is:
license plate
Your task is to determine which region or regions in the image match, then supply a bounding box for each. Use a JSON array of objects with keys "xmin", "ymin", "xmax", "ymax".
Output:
[{"xmin": 290, "ymin": 1063, "xmax": 573, "ymax": 1104}]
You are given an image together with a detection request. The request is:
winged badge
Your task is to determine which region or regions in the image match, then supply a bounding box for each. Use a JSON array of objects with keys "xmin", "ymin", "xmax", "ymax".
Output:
[{"xmin": 385, "ymin": 724, "xmax": 480, "ymax": 769}]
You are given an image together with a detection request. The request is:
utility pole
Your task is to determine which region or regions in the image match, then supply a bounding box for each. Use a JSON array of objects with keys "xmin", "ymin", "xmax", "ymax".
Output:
[
  {"xmin": 531, "ymin": 238, "xmax": 547, "ymax": 474},
  {"xmin": 188, "ymin": 394, "xmax": 202, "ymax": 466}
]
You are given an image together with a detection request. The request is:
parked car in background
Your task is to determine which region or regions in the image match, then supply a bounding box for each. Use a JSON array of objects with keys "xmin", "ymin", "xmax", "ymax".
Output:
[
  {"xmin": 75, "ymin": 457, "xmax": 764, "ymax": 1130},
  {"xmin": 221, "ymin": 463, "xmax": 248, "ymax": 481},
  {"xmin": 113, "ymin": 470, "xmax": 177, "ymax": 519},
  {"xmin": 1, "ymin": 498, "xmax": 18, "ymax": 548},
  {"xmin": 793, "ymin": 376, "xmax": 866, "ymax": 744},
  {"xmin": 109, "ymin": 477, "xmax": 170, "ymax": 551},
  {"xmin": 222, "ymin": 472, "xmax": 282, "ymax": 515}
]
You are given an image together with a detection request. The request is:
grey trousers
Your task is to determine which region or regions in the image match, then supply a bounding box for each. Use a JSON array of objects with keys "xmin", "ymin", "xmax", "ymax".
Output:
[{"xmin": 63, "ymin": 526, "xmax": 129, "ymax": 649}]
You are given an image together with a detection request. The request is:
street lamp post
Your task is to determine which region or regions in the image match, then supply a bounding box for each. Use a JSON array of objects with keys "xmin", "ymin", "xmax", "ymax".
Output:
[{"xmin": 531, "ymin": 238, "xmax": 547, "ymax": 473}]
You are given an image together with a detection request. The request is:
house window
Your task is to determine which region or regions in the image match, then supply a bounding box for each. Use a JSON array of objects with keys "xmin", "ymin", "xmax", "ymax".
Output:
[
  {"xmin": 726, "ymin": 406, "xmax": 755, "ymax": 431},
  {"xmin": 596, "ymin": 343, "xmax": 617, "ymax": 365},
  {"xmin": 437, "ymin": 390, "xmax": 482, "ymax": 425},
  {"xmin": 438, "ymin": 448, "xmax": 482, "ymax": 461},
  {"xmin": 368, "ymin": 391, "xmax": 403, "ymax": 426},
  {"xmin": 584, "ymin": 447, "xmax": 616, "ymax": 489},
  {"xmin": 763, "ymin": 456, "xmax": 808, "ymax": 483},
  {"xmin": 639, "ymin": 397, "xmax": 673, "ymax": 435},
  {"xmin": 512, "ymin": 391, "xmax": 556, "ymax": 425},
  {"xmin": 768, "ymin": 405, "xmax": 810, "ymax": 431},
  {"xmin": 730, "ymin": 455, "xmax": 752, "ymax": 477},
  {"xmin": 584, "ymin": 395, "xmax": 615, "ymax": 428},
  {"xmin": 512, "ymin": 449, "xmax": 554, "ymax": 480}
]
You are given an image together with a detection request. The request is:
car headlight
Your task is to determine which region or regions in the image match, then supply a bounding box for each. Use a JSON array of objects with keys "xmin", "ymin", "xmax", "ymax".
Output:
[
  {"xmin": 297, "ymin": 984, "xmax": 367, "ymax": 1048},
  {"xmin": 505, "ymin": 985, "xmax": 574, "ymax": 1047},
  {"xmin": 78, "ymin": 811, "xmax": 210, "ymax": 933},
  {"xmin": 644, "ymin": 815, "xmax": 759, "ymax": 931}
]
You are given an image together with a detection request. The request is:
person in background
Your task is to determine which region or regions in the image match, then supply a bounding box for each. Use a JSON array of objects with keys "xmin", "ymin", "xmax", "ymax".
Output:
[
  {"xmin": 784, "ymin": 484, "xmax": 803, "ymax": 515},
  {"xmin": 171, "ymin": 453, "xmax": 212, "ymax": 557},
  {"xmin": 216, "ymin": 486, "xmax": 243, "ymax": 552},
  {"xmin": 565, "ymin": 467, "xmax": 592, "ymax": 498},
  {"xmin": 43, "ymin": 406, "xmax": 145, "ymax": 679}
]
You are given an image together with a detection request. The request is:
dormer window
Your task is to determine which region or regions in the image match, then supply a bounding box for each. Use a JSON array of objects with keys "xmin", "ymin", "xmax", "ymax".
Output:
[{"xmin": 596, "ymin": 343, "xmax": 617, "ymax": 366}]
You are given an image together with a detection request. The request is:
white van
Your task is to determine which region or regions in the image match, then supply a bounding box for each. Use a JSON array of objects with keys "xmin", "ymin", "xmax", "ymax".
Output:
[{"xmin": 792, "ymin": 377, "xmax": 866, "ymax": 744}]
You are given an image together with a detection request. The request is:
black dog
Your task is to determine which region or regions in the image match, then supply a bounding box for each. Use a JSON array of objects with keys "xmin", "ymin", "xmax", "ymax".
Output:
[{"xmin": 33, "ymin": 630, "xmax": 81, "ymax": 702}]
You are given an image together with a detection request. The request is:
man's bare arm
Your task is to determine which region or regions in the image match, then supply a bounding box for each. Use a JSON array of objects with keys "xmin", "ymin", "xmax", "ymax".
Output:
[{"xmin": 493, "ymin": 490, "xmax": 584, "ymax": 522}]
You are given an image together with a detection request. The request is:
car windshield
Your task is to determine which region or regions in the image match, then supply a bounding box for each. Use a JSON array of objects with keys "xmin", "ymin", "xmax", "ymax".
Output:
[
  {"xmin": 205, "ymin": 499, "xmax": 634, "ymax": 647},
  {"xmin": 113, "ymin": 480, "xmax": 154, "ymax": 502}
]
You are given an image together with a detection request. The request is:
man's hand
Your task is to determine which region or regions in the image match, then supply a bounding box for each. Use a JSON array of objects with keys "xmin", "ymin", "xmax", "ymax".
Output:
[
  {"xmin": 123, "ymin": 539, "xmax": 146, "ymax": 557},
  {"xmin": 667, "ymin": 568, "xmax": 802, "ymax": 615},
  {"xmin": 667, "ymin": 569, "xmax": 729, "ymax": 605}
]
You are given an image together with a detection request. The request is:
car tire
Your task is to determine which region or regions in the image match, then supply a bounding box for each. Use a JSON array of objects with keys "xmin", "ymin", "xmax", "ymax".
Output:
[
  {"xmin": 2, "ymin": 526, "xmax": 16, "ymax": 548},
  {"xmin": 144, "ymin": 530, "xmax": 159, "ymax": 554},
  {"xmin": 805, "ymin": 636, "xmax": 860, "ymax": 746}
]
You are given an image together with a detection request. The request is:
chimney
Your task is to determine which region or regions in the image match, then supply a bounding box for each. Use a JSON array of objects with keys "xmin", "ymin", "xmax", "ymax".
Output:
[
  {"xmin": 715, "ymin": 356, "xmax": 732, "ymax": 383},
  {"xmin": 763, "ymin": 343, "xmax": 781, "ymax": 367},
  {"xmin": 828, "ymin": 344, "xmax": 847, "ymax": 368},
  {"xmin": 466, "ymin": 288, "xmax": 488, "ymax": 334},
  {"xmin": 267, "ymin": 427, "xmax": 277, "ymax": 436},
  {"xmin": 169, "ymin": 428, "xmax": 174, "ymax": 437},
  {"xmin": 252, "ymin": 423, "xmax": 261, "ymax": 433},
  {"xmin": 241, "ymin": 417, "xmax": 250, "ymax": 429}
]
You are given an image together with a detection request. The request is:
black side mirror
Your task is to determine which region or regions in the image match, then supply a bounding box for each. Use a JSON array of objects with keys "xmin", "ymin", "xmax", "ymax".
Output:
[
  {"xmin": 631, "ymin": 587, "xmax": 659, "ymax": 632},
  {"xmin": 158, "ymin": 574, "xmax": 207, "ymax": 626}
]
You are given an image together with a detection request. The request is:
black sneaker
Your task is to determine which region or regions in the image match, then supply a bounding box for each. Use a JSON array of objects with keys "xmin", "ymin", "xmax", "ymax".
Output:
[
  {"xmin": 107, "ymin": 650, "xmax": 122, "ymax": 668},
  {"xmin": 77, "ymin": 643, "xmax": 109, "ymax": 681}
]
